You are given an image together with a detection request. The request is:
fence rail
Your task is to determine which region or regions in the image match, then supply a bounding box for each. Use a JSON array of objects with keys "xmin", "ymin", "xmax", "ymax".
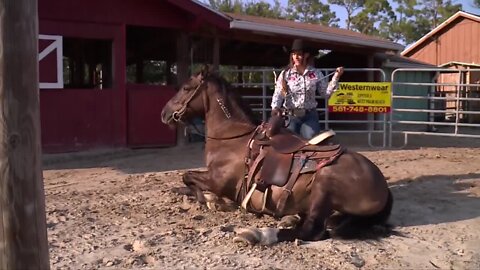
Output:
[
  {"xmin": 389, "ymin": 68, "xmax": 480, "ymax": 147},
  {"xmin": 208, "ymin": 67, "xmax": 480, "ymax": 148}
]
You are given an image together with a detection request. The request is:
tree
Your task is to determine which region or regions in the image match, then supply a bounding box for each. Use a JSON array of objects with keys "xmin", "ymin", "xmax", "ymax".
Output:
[
  {"xmin": 244, "ymin": 0, "xmax": 283, "ymax": 18},
  {"xmin": 391, "ymin": 0, "xmax": 461, "ymax": 44},
  {"xmin": 207, "ymin": 0, "xmax": 243, "ymax": 13},
  {"xmin": 286, "ymin": 0, "xmax": 339, "ymax": 26},
  {"xmin": 475, "ymin": 0, "xmax": 480, "ymax": 8},
  {"xmin": 328, "ymin": 0, "xmax": 365, "ymax": 30},
  {"xmin": 206, "ymin": 0, "xmax": 283, "ymax": 18},
  {"xmin": 350, "ymin": 0, "xmax": 394, "ymax": 36}
]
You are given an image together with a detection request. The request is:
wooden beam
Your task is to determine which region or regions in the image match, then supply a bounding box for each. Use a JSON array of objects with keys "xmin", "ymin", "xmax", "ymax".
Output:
[
  {"xmin": 176, "ymin": 32, "xmax": 189, "ymax": 146},
  {"xmin": 0, "ymin": 0, "xmax": 50, "ymax": 269},
  {"xmin": 213, "ymin": 36, "xmax": 220, "ymax": 69}
]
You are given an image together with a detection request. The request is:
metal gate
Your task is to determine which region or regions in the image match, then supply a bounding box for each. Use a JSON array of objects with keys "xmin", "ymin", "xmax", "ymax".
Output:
[
  {"xmin": 223, "ymin": 68, "xmax": 389, "ymax": 147},
  {"xmin": 219, "ymin": 67, "xmax": 480, "ymax": 148},
  {"xmin": 390, "ymin": 68, "xmax": 480, "ymax": 148}
]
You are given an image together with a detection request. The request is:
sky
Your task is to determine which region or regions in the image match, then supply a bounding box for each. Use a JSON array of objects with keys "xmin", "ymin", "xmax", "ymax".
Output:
[{"xmin": 265, "ymin": 0, "xmax": 480, "ymax": 28}]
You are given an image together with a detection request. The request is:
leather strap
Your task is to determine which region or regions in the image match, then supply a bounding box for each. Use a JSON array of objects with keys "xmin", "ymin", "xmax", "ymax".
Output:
[{"xmin": 275, "ymin": 152, "xmax": 308, "ymax": 216}]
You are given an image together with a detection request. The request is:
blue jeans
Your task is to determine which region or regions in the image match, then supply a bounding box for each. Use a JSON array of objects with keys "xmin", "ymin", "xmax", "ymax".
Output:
[{"xmin": 286, "ymin": 109, "xmax": 321, "ymax": 139}]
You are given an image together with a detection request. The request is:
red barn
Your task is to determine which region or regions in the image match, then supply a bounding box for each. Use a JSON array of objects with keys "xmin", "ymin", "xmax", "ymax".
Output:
[{"xmin": 38, "ymin": 0, "xmax": 404, "ymax": 153}]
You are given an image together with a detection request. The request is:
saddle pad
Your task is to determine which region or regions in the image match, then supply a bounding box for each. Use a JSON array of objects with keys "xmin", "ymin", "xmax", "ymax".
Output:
[{"xmin": 308, "ymin": 129, "xmax": 336, "ymax": 145}]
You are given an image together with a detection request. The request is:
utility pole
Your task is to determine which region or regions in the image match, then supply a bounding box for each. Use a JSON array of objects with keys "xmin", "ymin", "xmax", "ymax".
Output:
[{"xmin": 0, "ymin": 0, "xmax": 50, "ymax": 269}]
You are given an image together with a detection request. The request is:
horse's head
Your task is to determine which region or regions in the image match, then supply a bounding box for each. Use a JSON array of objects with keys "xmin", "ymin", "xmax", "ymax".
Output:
[{"xmin": 161, "ymin": 66, "xmax": 211, "ymax": 126}]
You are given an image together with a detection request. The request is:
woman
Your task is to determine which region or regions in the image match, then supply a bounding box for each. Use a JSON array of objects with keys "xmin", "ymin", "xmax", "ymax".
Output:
[{"xmin": 271, "ymin": 39, "xmax": 344, "ymax": 139}]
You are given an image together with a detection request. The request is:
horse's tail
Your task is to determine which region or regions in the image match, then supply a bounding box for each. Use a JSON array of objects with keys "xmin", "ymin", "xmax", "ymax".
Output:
[{"xmin": 330, "ymin": 189, "xmax": 394, "ymax": 240}]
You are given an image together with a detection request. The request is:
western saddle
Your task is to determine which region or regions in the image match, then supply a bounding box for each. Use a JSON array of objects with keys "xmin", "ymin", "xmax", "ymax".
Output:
[{"xmin": 240, "ymin": 116, "xmax": 344, "ymax": 216}]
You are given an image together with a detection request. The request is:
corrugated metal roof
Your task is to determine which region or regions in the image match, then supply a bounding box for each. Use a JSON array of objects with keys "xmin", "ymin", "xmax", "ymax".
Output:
[
  {"xmin": 402, "ymin": 11, "xmax": 480, "ymax": 56},
  {"xmin": 226, "ymin": 13, "xmax": 404, "ymax": 52}
]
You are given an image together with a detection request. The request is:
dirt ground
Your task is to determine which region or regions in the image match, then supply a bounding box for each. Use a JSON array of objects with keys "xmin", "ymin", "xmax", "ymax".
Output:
[{"xmin": 43, "ymin": 135, "xmax": 480, "ymax": 270}]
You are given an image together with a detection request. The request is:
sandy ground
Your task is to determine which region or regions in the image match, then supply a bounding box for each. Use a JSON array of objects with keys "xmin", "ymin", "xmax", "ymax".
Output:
[{"xmin": 43, "ymin": 135, "xmax": 480, "ymax": 270}]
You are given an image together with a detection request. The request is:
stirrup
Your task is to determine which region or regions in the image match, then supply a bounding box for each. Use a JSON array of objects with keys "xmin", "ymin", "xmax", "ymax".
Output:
[
  {"xmin": 241, "ymin": 183, "xmax": 257, "ymax": 210},
  {"xmin": 308, "ymin": 129, "xmax": 336, "ymax": 145}
]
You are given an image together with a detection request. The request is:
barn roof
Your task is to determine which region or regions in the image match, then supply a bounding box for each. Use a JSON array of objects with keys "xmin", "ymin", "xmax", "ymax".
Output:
[
  {"xmin": 402, "ymin": 11, "xmax": 480, "ymax": 56},
  {"xmin": 170, "ymin": 0, "xmax": 404, "ymax": 53},
  {"xmin": 226, "ymin": 13, "xmax": 403, "ymax": 52}
]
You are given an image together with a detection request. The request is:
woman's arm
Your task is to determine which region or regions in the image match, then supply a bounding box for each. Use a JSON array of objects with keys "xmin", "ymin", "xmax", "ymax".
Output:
[
  {"xmin": 318, "ymin": 67, "xmax": 344, "ymax": 96},
  {"xmin": 271, "ymin": 70, "xmax": 286, "ymax": 110}
]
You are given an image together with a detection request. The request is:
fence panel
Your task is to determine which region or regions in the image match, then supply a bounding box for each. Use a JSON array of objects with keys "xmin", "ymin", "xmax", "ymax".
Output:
[{"xmin": 390, "ymin": 68, "xmax": 480, "ymax": 148}]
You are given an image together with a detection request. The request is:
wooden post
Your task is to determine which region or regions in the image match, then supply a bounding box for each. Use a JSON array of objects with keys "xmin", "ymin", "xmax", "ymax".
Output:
[
  {"xmin": 176, "ymin": 32, "xmax": 189, "ymax": 146},
  {"xmin": 367, "ymin": 54, "xmax": 376, "ymax": 131},
  {"xmin": 0, "ymin": 0, "xmax": 50, "ymax": 269},
  {"xmin": 213, "ymin": 36, "xmax": 220, "ymax": 70}
]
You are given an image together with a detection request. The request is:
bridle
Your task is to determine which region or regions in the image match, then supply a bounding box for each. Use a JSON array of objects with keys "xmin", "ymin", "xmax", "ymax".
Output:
[
  {"xmin": 171, "ymin": 77, "xmax": 255, "ymax": 140},
  {"xmin": 171, "ymin": 80, "xmax": 204, "ymax": 123},
  {"xmin": 172, "ymin": 78, "xmax": 233, "ymax": 122}
]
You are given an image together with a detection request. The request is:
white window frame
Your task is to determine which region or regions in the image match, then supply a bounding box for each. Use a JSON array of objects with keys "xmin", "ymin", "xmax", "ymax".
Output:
[{"xmin": 39, "ymin": 34, "xmax": 63, "ymax": 89}]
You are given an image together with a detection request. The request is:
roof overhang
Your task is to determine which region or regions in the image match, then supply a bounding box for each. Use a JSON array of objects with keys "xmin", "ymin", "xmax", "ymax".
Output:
[
  {"xmin": 440, "ymin": 61, "xmax": 480, "ymax": 68},
  {"xmin": 229, "ymin": 20, "xmax": 404, "ymax": 52}
]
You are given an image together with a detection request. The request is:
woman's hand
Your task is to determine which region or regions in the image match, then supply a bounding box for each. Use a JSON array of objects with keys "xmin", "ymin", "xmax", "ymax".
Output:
[
  {"xmin": 271, "ymin": 108, "xmax": 282, "ymax": 117},
  {"xmin": 336, "ymin": 67, "xmax": 344, "ymax": 77}
]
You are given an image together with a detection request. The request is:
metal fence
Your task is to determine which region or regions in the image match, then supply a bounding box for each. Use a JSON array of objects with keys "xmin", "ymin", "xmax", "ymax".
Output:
[
  {"xmin": 215, "ymin": 67, "xmax": 480, "ymax": 148},
  {"xmin": 390, "ymin": 68, "xmax": 480, "ymax": 148},
  {"xmin": 222, "ymin": 68, "xmax": 389, "ymax": 147}
]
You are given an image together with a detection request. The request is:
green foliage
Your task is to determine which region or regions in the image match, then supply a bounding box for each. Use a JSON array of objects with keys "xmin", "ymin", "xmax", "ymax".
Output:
[
  {"xmin": 388, "ymin": 0, "xmax": 461, "ymax": 44},
  {"xmin": 350, "ymin": 0, "xmax": 394, "ymax": 36},
  {"xmin": 286, "ymin": 0, "xmax": 339, "ymax": 26},
  {"xmin": 207, "ymin": 0, "xmax": 283, "ymax": 18},
  {"xmin": 244, "ymin": 0, "xmax": 283, "ymax": 18},
  {"xmin": 327, "ymin": 0, "xmax": 365, "ymax": 30},
  {"xmin": 207, "ymin": 0, "xmax": 244, "ymax": 13},
  {"xmin": 204, "ymin": 0, "xmax": 465, "ymax": 46}
]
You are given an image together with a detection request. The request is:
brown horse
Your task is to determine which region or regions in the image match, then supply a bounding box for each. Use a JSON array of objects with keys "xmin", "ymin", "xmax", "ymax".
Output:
[{"xmin": 161, "ymin": 67, "xmax": 393, "ymax": 245}]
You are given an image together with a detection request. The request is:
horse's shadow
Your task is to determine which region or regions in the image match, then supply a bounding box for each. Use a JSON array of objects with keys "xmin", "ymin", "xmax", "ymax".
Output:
[{"xmin": 389, "ymin": 173, "xmax": 480, "ymax": 227}]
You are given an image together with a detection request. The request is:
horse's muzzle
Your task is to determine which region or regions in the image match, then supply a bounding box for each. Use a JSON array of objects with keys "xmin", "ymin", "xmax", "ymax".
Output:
[{"xmin": 161, "ymin": 108, "xmax": 174, "ymax": 125}]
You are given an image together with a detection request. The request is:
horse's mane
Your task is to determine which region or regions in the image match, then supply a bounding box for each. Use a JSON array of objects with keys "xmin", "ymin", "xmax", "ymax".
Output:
[{"xmin": 204, "ymin": 72, "xmax": 261, "ymax": 125}]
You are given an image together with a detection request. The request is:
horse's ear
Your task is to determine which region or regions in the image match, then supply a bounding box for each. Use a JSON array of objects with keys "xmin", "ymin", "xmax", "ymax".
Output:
[{"xmin": 200, "ymin": 64, "xmax": 211, "ymax": 78}]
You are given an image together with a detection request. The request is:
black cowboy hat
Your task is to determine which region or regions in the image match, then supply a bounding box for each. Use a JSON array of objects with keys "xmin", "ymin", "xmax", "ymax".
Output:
[{"xmin": 290, "ymin": 39, "xmax": 316, "ymax": 55}]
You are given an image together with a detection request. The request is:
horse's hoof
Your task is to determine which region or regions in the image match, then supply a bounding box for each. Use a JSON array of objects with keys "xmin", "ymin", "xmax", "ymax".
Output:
[
  {"xmin": 278, "ymin": 214, "xmax": 301, "ymax": 229},
  {"xmin": 233, "ymin": 228, "xmax": 261, "ymax": 245},
  {"xmin": 233, "ymin": 228, "xmax": 279, "ymax": 246},
  {"xmin": 171, "ymin": 187, "xmax": 193, "ymax": 196},
  {"xmin": 206, "ymin": 201, "xmax": 218, "ymax": 211}
]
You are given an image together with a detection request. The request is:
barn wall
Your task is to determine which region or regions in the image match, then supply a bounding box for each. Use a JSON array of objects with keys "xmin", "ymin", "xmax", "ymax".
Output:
[
  {"xmin": 39, "ymin": 20, "xmax": 127, "ymax": 153},
  {"xmin": 406, "ymin": 17, "xmax": 480, "ymax": 65},
  {"xmin": 38, "ymin": 0, "xmax": 193, "ymax": 28},
  {"xmin": 37, "ymin": 0, "xmax": 205, "ymax": 152}
]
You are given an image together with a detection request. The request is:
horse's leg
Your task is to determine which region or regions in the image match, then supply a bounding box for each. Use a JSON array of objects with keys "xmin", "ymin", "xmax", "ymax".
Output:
[
  {"xmin": 181, "ymin": 171, "xmax": 212, "ymax": 204},
  {"xmin": 278, "ymin": 214, "xmax": 303, "ymax": 229},
  {"xmin": 278, "ymin": 191, "xmax": 333, "ymax": 242},
  {"xmin": 180, "ymin": 171, "xmax": 237, "ymax": 211},
  {"xmin": 234, "ymin": 189, "xmax": 333, "ymax": 245}
]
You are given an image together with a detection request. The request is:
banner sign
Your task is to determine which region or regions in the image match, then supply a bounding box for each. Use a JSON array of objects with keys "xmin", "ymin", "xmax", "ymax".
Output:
[{"xmin": 328, "ymin": 82, "xmax": 392, "ymax": 113}]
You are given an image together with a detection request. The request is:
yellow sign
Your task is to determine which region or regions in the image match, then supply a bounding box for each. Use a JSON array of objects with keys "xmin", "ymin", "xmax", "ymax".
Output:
[{"xmin": 328, "ymin": 82, "xmax": 392, "ymax": 113}]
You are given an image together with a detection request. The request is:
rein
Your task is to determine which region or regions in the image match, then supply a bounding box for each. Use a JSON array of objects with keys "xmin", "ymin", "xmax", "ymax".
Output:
[{"xmin": 206, "ymin": 126, "xmax": 256, "ymax": 140}]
